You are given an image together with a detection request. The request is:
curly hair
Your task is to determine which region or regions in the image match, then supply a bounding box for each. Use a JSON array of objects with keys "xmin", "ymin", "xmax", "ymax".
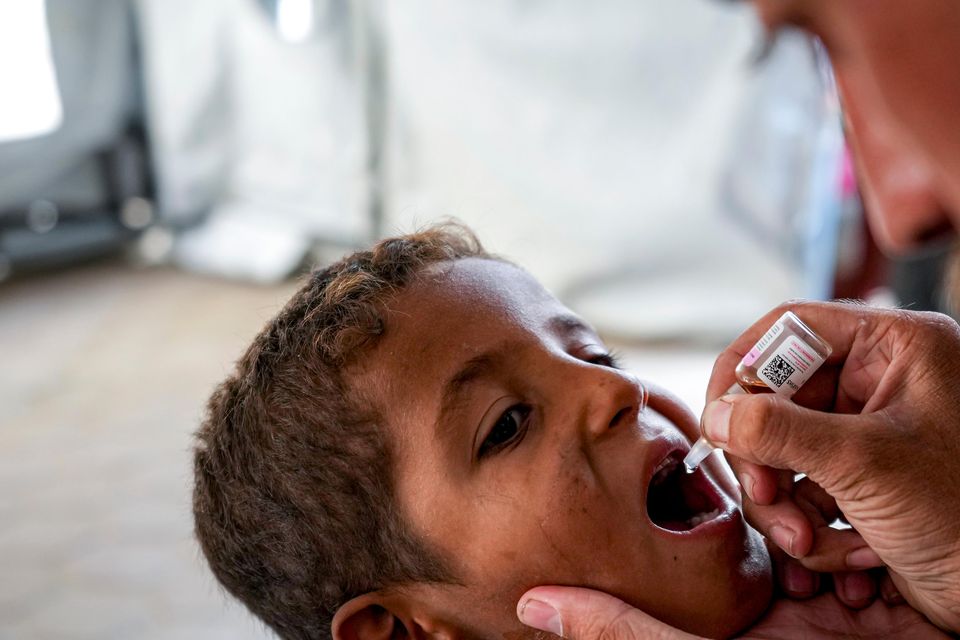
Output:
[{"xmin": 193, "ymin": 225, "xmax": 490, "ymax": 639}]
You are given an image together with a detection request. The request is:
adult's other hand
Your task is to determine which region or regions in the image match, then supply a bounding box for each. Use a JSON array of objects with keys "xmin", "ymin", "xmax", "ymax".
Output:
[
  {"xmin": 702, "ymin": 301, "xmax": 960, "ymax": 631},
  {"xmin": 517, "ymin": 585, "xmax": 949, "ymax": 639}
]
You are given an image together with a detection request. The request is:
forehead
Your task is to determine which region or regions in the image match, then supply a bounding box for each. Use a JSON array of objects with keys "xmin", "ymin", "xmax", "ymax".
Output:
[
  {"xmin": 355, "ymin": 257, "xmax": 580, "ymax": 405},
  {"xmin": 388, "ymin": 256, "xmax": 569, "ymax": 353},
  {"xmin": 417, "ymin": 256, "xmax": 557, "ymax": 313}
]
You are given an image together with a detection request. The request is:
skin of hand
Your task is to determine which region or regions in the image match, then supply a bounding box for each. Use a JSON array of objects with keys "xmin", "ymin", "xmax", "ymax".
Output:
[
  {"xmin": 702, "ymin": 300, "xmax": 960, "ymax": 631},
  {"xmin": 516, "ymin": 584, "xmax": 951, "ymax": 640}
]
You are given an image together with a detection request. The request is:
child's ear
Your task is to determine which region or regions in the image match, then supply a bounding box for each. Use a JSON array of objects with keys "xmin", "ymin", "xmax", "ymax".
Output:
[{"xmin": 332, "ymin": 593, "xmax": 459, "ymax": 640}]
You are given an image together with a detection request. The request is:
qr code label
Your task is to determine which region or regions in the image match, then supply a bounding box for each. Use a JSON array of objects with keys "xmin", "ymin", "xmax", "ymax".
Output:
[{"xmin": 761, "ymin": 355, "xmax": 795, "ymax": 388}]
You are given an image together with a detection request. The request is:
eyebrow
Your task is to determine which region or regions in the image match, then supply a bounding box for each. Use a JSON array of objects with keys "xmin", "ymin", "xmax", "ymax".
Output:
[
  {"xmin": 547, "ymin": 313, "xmax": 593, "ymax": 336},
  {"xmin": 437, "ymin": 353, "xmax": 499, "ymax": 441},
  {"xmin": 434, "ymin": 314, "xmax": 595, "ymax": 442}
]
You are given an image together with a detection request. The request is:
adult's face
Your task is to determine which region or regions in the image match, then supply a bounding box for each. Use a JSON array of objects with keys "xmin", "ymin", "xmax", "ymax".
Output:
[{"xmin": 752, "ymin": 0, "xmax": 960, "ymax": 254}]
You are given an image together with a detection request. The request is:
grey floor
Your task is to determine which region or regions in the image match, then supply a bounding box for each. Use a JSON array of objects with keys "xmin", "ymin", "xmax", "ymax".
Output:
[
  {"xmin": 0, "ymin": 261, "xmax": 294, "ymax": 640},
  {"xmin": 0, "ymin": 260, "xmax": 714, "ymax": 639}
]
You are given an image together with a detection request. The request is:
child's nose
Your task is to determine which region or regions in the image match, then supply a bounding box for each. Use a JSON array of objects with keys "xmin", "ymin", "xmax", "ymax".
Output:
[{"xmin": 572, "ymin": 366, "xmax": 645, "ymax": 441}]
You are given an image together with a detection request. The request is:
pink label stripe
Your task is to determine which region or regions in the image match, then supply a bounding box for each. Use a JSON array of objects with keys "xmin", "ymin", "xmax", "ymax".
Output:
[{"xmin": 741, "ymin": 347, "xmax": 762, "ymax": 367}]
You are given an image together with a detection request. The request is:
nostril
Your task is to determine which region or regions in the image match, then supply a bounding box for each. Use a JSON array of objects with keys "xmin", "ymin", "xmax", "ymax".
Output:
[
  {"xmin": 608, "ymin": 405, "xmax": 633, "ymax": 430},
  {"xmin": 914, "ymin": 216, "xmax": 955, "ymax": 246}
]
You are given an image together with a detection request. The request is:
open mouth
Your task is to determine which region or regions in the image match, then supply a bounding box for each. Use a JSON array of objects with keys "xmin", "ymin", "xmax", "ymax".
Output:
[{"xmin": 646, "ymin": 451, "xmax": 725, "ymax": 532}]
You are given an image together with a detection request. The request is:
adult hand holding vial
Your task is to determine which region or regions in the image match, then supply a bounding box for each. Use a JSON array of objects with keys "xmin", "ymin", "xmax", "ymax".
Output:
[
  {"xmin": 701, "ymin": 301, "xmax": 960, "ymax": 632},
  {"xmin": 685, "ymin": 310, "xmax": 832, "ymax": 472}
]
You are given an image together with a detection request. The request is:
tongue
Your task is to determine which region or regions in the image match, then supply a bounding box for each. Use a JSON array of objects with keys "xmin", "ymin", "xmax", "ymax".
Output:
[
  {"xmin": 648, "ymin": 463, "xmax": 721, "ymax": 531},
  {"xmin": 680, "ymin": 476, "xmax": 714, "ymax": 515}
]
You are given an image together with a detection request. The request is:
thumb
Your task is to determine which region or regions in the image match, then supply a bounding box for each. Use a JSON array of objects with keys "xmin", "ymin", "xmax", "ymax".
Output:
[
  {"xmin": 517, "ymin": 586, "xmax": 701, "ymax": 640},
  {"xmin": 701, "ymin": 393, "xmax": 857, "ymax": 484}
]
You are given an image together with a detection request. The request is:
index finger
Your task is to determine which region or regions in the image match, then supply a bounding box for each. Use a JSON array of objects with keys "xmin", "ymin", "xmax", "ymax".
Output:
[{"xmin": 705, "ymin": 300, "xmax": 871, "ymax": 405}]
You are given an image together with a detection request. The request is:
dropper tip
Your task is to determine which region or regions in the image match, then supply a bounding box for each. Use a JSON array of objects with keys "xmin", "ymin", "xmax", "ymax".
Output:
[{"xmin": 682, "ymin": 437, "xmax": 716, "ymax": 473}]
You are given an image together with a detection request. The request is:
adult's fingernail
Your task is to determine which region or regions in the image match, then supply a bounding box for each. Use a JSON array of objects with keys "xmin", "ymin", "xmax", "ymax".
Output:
[
  {"xmin": 839, "ymin": 572, "xmax": 874, "ymax": 603},
  {"xmin": 702, "ymin": 397, "xmax": 733, "ymax": 445},
  {"xmin": 782, "ymin": 562, "xmax": 815, "ymax": 596},
  {"xmin": 881, "ymin": 579, "xmax": 905, "ymax": 605},
  {"xmin": 739, "ymin": 472, "xmax": 756, "ymax": 502},
  {"xmin": 846, "ymin": 547, "xmax": 883, "ymax": 569},
  {"xmin": 518, "ymin": 599, "xmax": 563, "ymax": 637},
  {"xmin": 769, "ymin": 524, "xmax": 798, "ymax": 558}
]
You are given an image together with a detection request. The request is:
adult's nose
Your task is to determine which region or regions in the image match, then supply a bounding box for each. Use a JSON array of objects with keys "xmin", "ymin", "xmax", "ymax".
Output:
[
  {"xmin": 835, "ymin": 63, "xmax": 954, "ymax": 254},
  {"xmin": 852, "ymin": 124, "xmax": 949, "ymax": 253}
]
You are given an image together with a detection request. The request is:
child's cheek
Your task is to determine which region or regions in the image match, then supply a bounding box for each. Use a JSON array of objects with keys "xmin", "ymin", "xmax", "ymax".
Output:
[{"xmin": 520, "ymin": 463, "xmax": 620, "ymax": 574}]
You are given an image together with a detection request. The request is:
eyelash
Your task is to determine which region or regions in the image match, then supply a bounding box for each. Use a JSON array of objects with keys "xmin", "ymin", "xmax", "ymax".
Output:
[
  {"xmin": 588, "ymin": 349, "xmax": 622, "ymax": 369},
  {"xmin": 476, "ymin": 350, "xmax": 620, "ymax": 460},
  {"xmin": 478, "ymin": 404, "xmax": 532, "ymax": 459}
]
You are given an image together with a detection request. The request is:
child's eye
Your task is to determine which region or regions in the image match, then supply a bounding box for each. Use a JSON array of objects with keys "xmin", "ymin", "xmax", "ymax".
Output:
[{"xmin": 478, "ymin": 404, "xmax": 532, "ymax": 459}]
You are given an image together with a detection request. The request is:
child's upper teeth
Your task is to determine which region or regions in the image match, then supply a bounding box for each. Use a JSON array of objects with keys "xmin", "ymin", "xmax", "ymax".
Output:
[{"xmin": 651, "ymin": 456, "xmax": 677, "ymax": 486}]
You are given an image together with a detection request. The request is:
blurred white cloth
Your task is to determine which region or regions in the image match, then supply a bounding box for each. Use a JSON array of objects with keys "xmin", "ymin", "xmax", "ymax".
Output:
[
  {"xmin": 137, "ymin": 0, "xmax": 369, "ymax": 238},
  {"xmin": 137, "ymin": 0, "xmax": 837, "ymax": 341},
  {"xmin": 380, "ymin": 0, "xmax": 835, "ymax": 341},
  {"xmin": 173, "ymin": 203, "xmax": 310, "ymax": 283}
]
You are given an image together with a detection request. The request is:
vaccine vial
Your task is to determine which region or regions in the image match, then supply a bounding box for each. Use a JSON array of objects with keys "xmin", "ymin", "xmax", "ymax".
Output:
[{"xmin": 684, "ymin": 310, "xmax": 832, "ymax": 472}]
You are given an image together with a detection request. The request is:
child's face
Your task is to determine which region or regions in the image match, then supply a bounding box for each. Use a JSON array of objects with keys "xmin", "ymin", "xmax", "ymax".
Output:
[{"xmin": 353, "ymin": 258, "xmax": 772, "ymax": 638}]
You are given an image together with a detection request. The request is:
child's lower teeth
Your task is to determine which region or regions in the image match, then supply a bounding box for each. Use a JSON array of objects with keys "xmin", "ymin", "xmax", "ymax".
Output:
[{"xmin": 686, "ymin": 508, "xmax": 720, "ymax": 527}]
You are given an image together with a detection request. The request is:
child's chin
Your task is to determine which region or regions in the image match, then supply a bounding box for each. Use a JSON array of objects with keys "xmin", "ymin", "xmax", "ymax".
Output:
[
  {"xmin": 687, "ymin": 532, "xmax": 774, "ymax": 638},
  {"xmin": 711, "ymin": 582, "xmax": 773, "ymax": 639}
]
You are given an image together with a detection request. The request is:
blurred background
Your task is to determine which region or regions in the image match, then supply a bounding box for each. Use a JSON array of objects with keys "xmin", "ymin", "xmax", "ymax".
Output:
[{"xmin": 1, "ymin": 1, "xmax": 955, "ymax": 638}]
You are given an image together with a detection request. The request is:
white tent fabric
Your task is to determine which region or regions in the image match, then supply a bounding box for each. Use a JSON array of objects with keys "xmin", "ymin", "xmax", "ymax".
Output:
[
  {"xmin": 138, "ymin": 0, "xmax": 369, "ymax": 280},
  {"xmin": 380, "ymin": 0, "xmax": 836, "ymax": 340},
  {"xmin": 137, "ymin": 0, "xmax": 838, "ymax": 339}
]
